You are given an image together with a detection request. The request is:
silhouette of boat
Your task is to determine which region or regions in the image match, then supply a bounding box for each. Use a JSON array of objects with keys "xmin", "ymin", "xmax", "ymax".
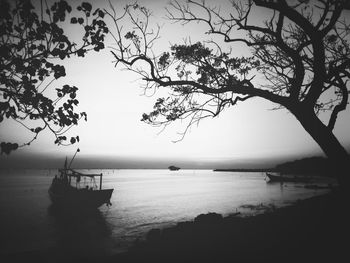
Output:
[
  {"xmin": 168, "ymin": 165, "xmax": 180, "ymax": 171},
  {"xmin": 266, "ymin": 172, "xmax": 311, "ymax": 183},
  {"xmin": 48, "ymin": 150, "xmax": 113, "ymax": 209}
]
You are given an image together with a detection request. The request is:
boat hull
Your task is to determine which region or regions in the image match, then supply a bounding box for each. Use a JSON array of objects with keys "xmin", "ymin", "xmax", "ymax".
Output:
[
  {"xmin": 48, "ymin": 186, "xmax": 113, "ymax": 209},
  {"xmin": 266, "ymin": 173, "xmax": 311, "ymax": 183}
]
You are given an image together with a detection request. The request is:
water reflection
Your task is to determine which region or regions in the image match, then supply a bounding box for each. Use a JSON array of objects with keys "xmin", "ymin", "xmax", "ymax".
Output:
[
  {"xmin": 47, "ymin": 205, "xmax": 113, "ymax": 261},
  {"xmin": 0, "ymin": 170, "xmax": 333, "ymax": 259}
]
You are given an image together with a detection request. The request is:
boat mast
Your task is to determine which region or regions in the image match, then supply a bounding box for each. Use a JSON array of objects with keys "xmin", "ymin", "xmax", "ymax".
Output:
[{"xmin": 68, "ymin": 148, "xmax": 80, "ymax": 169}]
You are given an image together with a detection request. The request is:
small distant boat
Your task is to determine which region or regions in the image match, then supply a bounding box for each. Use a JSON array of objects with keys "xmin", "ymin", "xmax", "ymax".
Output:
[
  {"xmin": 266, "ymin": 172, "xmax": 311, "ymax": 183},
  {"xmin": 168, "ymin": 165, "xmax": 180, "ymax": 171},
  {"xmin": 48, "ymin": 150, "xmax": 113, "ymax": 209}
]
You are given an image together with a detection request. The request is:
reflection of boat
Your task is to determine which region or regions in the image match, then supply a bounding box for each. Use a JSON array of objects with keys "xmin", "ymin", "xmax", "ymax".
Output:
[
  {"xmin": 48, "ymin": 150, "xmax": 113, "ymax": 209},
  {"xmin": 168, "ymin": 165, "xmax": 180, "ymax": 171},
  {"xmin": 47, "ymin": 204, "xmax": 112, "ymax": 261},
  {"xmin": 266, "ymin": 172, "xmax": 311, "ymax": 183}
]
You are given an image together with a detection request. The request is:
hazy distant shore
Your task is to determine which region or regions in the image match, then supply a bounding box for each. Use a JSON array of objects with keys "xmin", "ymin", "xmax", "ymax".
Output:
[
  {"xmin": 213, "ymin": 168, "xmax": 275, "ymax": 172},
  {"xmin": 214, "ymin": 156, "xmax": 341, "ymax": 177},
  {"xmin": 4, "ymin": 190, "xmax": 346, "ymax": 263}
]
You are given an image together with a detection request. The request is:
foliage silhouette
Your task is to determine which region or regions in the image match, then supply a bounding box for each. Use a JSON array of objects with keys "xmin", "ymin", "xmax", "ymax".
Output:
[
  {"xmin": 107, "ymin": 0, "xmax": 350, "ymax": 187},
  {"xmin": 0, "ymin": 0, "xmax": 108, "ymax": 154}
]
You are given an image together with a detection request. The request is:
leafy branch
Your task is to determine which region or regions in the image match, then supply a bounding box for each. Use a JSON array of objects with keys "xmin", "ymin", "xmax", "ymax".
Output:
[{"xmin": 0, "ymin": 0, "xmax": 108, "ymax": 154}]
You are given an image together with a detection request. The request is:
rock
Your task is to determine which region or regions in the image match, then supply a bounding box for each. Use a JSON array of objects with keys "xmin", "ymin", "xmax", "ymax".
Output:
[
  {"xmin": 194, "ymin": 212, "xmax": 223, "ymax": 225},
  {"xmin": 146, "ymin": 228, "xmax": 161, "ymax": 243}
]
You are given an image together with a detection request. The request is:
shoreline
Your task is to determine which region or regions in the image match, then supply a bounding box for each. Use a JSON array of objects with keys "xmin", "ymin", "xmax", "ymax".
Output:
[
  {"xmin": 4, "ymin": 189, "xmax": 347, "ymax": 263},
  {"xmin": 213, "ymin": 168, "xmax": 275, "ymax": 172},
  {"xmin": 109, "ymin": 189, "xmax": 348, "ymax": 263}
]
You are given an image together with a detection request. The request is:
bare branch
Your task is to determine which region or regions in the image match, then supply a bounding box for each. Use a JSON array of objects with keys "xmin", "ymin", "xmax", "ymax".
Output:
[
  {"xmin": 328, "ymin": 76, "xmax": 348, "ymax": 130},
  {"xmin": 106, "ymin": 0, "xmax": 350, "ymax": 139}
]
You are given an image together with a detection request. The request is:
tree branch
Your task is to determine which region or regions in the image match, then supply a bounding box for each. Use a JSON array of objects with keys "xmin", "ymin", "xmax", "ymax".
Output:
[{"xmin": 328, "ymin": 76, "xmax": 348, "ymax": 131}]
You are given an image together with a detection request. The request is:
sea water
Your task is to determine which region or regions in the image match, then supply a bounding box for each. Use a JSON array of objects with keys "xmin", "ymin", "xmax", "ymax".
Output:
[{"xmin": 0, "ymin": 169, "xmax": 333, "ymax": 257}]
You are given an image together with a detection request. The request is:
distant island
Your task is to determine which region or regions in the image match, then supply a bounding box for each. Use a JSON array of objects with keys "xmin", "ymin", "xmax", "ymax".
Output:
[
  {"xmin": 168, "ymin": 165, "xmax": 181, "ymax": 171},
  {"xmin": 274, "ymin": 156, "xmax": 333, "ymax": 176},
  {"xmin": 214, "ymin": 156, "xmax": 338, "ymax": 177}
]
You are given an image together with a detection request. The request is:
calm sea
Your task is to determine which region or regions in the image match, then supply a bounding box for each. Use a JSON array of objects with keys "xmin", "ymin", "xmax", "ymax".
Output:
[{"xmin": 0, "ymin": 169, "xmax": 333, "ymax": 258}]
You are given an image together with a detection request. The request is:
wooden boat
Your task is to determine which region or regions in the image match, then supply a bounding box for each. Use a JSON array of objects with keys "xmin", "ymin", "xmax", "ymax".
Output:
[
  {"xmin": 266, "ymin": 172, "xmax": 312, "ymax": 183},
  {"xmin": 48, "ymin": 152, "xmax": 113, "ymax": 209}
]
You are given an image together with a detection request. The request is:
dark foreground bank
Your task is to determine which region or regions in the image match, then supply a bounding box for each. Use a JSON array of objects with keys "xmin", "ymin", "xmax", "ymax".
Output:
[
  {"xmin": 4, "ymin": 190, "xmax": 349, "ymax": 263},
  {"xmin": 109, "ymin": 190, "xmax": 349, "ymax": 263}
]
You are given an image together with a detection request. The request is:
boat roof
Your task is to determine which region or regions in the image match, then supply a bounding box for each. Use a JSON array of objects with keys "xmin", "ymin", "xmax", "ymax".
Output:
[{"xmin": 59, "ymin": 169, "xmax": 103, "ymax": 178}]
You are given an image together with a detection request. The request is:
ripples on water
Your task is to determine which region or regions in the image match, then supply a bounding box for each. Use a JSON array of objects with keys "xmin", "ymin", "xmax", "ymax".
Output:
[{"xmin": 0, "ymin": 169, "xmax": 333, "ymax": 257}]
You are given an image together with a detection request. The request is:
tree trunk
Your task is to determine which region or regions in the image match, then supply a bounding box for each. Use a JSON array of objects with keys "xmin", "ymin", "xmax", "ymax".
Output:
[{"xmin": 292, "ymin": 106, "xmax": 350, "ymax": 190}]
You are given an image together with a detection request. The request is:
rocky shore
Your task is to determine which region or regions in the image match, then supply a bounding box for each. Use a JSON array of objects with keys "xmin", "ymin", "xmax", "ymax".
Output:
[
  {"xmin": 4, "ymin": 190, "xmax": 348, "ymax": 263},
  {"xmin": 109, "ymin": 190, "xmax": 348, "ymax": 263}
]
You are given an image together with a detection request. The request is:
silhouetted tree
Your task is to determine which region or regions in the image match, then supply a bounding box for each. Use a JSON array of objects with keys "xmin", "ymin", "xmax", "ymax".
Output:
[
  {"xmin": 0, "ymin": 0, "xmax": 108, "ymax": 154},
  {"xmin": 107, "ymin": 0, "xmax": 350, "ymax": 187}
]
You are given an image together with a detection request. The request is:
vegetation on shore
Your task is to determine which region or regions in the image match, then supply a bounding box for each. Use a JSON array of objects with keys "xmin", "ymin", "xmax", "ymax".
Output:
[{"xmin": 275, "ymin": 156, "xmax": 333, "ymax": 175}]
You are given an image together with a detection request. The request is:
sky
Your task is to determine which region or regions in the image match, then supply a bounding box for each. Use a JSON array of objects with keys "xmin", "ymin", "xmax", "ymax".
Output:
[{"xmin": 1, "ymin": 0, "xmax": 350, "ymax": 169}]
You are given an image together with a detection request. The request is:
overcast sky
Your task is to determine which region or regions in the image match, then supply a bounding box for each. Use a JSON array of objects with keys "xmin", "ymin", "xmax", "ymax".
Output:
[{"xmin": 1, "ymin": 0, "xmax": 350, "ymax": 169}]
